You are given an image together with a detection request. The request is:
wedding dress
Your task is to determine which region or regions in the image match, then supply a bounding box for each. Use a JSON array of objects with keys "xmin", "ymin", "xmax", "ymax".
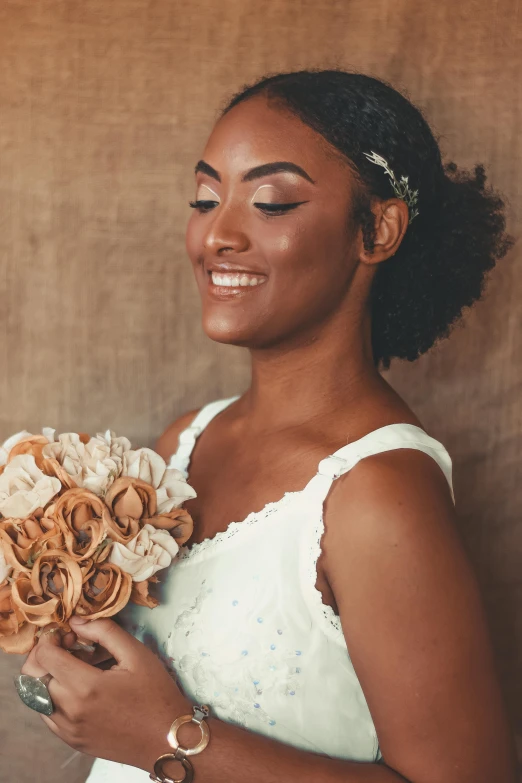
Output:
[{"xmin": 86, "ymin": 396, "xmax": 453, "ymax": 782}]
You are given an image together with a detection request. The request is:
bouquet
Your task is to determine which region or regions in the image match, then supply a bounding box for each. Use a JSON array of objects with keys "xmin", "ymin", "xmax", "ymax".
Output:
[{"xmin": 0, "ymin": 429, "xmax": 196, "ymax": 654}]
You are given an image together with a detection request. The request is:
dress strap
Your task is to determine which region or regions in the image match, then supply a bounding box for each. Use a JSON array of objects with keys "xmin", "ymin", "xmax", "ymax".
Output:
[
  {"xmin": 168, "ymin": 396, "xmax": 240, "ymax": 477},
  {"xmin": 304, "ymin": 423, "xmax": 454, "ymax": 503}
]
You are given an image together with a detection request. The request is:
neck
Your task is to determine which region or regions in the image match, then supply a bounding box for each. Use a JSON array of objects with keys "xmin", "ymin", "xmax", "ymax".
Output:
[{"xmin": 242, "ymin": 297, "xmax": 385, "ymax": 433}]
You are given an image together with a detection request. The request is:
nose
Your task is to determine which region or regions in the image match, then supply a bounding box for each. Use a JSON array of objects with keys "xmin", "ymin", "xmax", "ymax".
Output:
[{"xmin": 203, "ymin": 204, "xmax": 250, "ymax": 256}]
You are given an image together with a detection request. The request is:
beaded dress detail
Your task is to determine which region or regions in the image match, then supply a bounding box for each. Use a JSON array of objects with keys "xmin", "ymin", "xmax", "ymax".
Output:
[{"xmin": 86, "ymin": 397, "xmax": 453, "ymax": 782}]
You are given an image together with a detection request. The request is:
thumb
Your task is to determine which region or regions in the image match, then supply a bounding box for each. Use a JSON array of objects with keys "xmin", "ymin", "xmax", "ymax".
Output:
[{"xmin": 69, "ymin": 617, "xmax": 141, "ymax": 667}]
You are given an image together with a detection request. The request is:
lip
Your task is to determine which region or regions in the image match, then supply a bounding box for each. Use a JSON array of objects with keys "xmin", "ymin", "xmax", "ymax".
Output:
[{"xmin": 205, "ymin": 262, "xmax": 268, "ymax": 277}]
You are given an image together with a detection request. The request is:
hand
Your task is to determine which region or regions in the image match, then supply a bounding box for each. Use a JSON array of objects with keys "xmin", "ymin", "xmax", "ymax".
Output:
[{"xmin": 21, "ymin": 617, "xmax": 191, "ymax": 771}]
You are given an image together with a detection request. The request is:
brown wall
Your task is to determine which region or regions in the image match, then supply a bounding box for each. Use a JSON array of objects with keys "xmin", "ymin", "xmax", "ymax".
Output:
[{"xmin": 0, "ymin": 2, "xmax": 520, "ymax": 781}]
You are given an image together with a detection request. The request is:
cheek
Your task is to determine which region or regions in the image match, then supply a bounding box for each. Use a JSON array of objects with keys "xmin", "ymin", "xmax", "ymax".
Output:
[
  {"xmin": 263, "ymin": 215, "xmax": 349, "ymax": 286},
  {"xmin": 259, "ymin": 217, "xmax": 356, "ymax": 330}
]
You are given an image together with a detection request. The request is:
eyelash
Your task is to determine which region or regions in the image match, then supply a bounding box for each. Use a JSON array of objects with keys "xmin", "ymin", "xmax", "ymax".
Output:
[{"xmin": 188, "ymin": 200, "xmax": 307, "ymax": 216}]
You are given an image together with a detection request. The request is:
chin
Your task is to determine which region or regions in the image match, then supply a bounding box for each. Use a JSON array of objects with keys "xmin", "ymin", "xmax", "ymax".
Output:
[
  {"xmin": 202, "ymin": 310, "xmax": 276, "ymax": 349},
  {"xmin": 203, "ymin": 314, "xmax": 254, "ymax": 347}
]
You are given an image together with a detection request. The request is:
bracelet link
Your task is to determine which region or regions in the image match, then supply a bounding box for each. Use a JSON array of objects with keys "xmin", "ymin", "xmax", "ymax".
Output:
[
  {"xmin": 167, "ymin": 705, "xmax": 211, "ymax": 757},
  {"xmin": 150, "ymin": 753, "xmax": 194, "ymax": 783},
  {"xmin": 150, "ymin": 704, "xmax": 210, "ymax": 783}
]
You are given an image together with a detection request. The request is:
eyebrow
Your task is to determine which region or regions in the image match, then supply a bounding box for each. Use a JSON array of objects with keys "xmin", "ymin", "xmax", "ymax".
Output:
[{"xmin": 194, "ymin": 160, "xmax": 315, "ymax": 184}]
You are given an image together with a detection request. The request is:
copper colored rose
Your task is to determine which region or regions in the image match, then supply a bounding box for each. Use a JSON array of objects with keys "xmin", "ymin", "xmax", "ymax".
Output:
[
  {"xmin": 147, "ymin": 508, "xmax": 194, "ymax": 546},
  {"xmin": 130, "ymin": 578, "xmax": 159, "ymax": 609},
  {"xmin": 8, "ymin": 435, "xmax": 49, "ymax": 469},
  {"xmin": 52, "ymin": 487, "xmax": 111, "ymax": 561},
  {"xmin": 0, "ymin": 581, "xmax": 36, "ymax": 654},
  {"xmin": 104, "ymin": 477, "xmax": 156, "ymax": 543},
  {"xmin": 11, "ymin": 549, "xmax": 83, "ymax": 627},
  {"xmin": 0, "ymin": 514, "xmax": 64, "ymax": 573},
  {"xmin": 76, "ymin": 562, "xmax": 132, "ymax": 620}
]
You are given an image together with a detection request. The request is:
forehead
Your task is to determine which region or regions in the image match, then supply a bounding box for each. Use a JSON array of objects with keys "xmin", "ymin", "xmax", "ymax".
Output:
[{"xmin": 201, "ymin": 95, "xmax": 351, "ymax": 183}]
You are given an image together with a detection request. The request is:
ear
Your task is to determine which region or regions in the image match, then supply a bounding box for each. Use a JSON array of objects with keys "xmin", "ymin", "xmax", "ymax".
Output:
[{"xmin": 359, "ymin": 198, "xmax": 409, "ymax": 266}]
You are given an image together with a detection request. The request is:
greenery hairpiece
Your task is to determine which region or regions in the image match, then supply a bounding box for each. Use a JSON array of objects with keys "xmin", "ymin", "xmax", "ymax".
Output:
[{"xmin": 363, "ymin": 151, "xmax": 419, "ymax": 223}]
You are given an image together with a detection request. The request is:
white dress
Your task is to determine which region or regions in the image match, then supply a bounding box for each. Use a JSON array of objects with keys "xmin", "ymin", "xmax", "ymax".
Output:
[{"xmin": 86, "ymin": 396, "xmax": 453, "ymax": 782}]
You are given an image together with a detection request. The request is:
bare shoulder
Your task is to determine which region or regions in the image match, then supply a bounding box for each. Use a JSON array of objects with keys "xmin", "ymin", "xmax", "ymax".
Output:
[
  {"xmin": 326, "ymin": 446, "xmax": 456, "ymax": 546},
  {"xmin": 155, "ymin": 409, "xmax": 201, "ymax": 462}
]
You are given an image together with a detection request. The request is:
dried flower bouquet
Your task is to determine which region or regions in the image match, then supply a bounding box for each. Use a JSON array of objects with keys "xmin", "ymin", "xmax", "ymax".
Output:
[{"xmin": 0, "ymin": 429, "xmax": 195, "ymax": 654}]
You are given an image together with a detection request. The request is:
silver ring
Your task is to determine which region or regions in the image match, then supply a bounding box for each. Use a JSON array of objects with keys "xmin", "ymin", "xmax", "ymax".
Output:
[{"xmin": 14, "ymin": 673, "xmax": 54, "ymax": 716}]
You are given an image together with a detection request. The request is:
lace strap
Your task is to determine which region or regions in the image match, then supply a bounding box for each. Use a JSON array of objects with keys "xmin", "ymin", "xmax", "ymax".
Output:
[
  {"xmin": 304, "ymin": 423, "xmax": 454, "ymax": 504},
  {"xmin": 168, "ymin": 396, "xmax": 239, "ymax": 477}
]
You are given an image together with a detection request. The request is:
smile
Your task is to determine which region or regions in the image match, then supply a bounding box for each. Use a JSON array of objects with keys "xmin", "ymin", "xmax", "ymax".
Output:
[{"xmin": 210, "ymin": 271, "xmax": 267, "ymax": 288}]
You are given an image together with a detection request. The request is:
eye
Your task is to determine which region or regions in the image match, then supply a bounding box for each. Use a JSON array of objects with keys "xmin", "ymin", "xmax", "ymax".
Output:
[
  {"xmin": 189, "ymin": 200, "xmax": 219, "ymax": 213},
  {"xmin": 253, "ymin": 201, "xmax": 308, "ymax": 216}
]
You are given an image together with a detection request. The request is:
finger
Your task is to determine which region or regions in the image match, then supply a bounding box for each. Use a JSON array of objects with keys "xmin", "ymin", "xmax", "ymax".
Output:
[
  {"xmin": 21, "ymin": 626, "xmax": 62, "ymax": 678},
  {"xmin": 46, "ymin": 677, "xmax": 78, "ymax": 720},
  {"xmin": 41, "ymin": 714, "xmax": 81, "ymax": 754},
  {"xmin": 62, "ymin": 631, "xmax": 77, "ymax": 650},
  {"xmin": 21, "ymin": 646, "xmax": 47, "ymax": 678},
  {"xmin": 35, "ymin": 641, "xmax": 98, "ymax": 686},
  {"xmin": 37, "ymin": 625, "xmax": 64, "ymax": 653},
  {"xmin": 91, "ymin": 644, "xmax": 116, "ymax": 667},
  {"xmin": 69, "ymin": 617, "xmax": 143, "ymax": 667},
  {"xmin": 41, "ymin": 713, "xmax": 66, "ymax": 739}
]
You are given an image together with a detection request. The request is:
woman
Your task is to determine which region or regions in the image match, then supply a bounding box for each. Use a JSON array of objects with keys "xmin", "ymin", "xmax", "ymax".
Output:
[{"xmin": 22, "ymin": 71, "xmax": 516, "ymax": 783}]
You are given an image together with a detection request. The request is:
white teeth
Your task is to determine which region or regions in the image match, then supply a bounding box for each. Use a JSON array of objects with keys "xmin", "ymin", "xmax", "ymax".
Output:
[{"xmin": 211, "ymin": 272, "xmax": 265, "ymax": 288}]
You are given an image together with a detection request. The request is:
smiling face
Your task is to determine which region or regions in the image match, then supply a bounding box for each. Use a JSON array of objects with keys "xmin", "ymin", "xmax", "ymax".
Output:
[{"xmin": 186, "ymin": 95, "xmax": 366, "ymax": 350}]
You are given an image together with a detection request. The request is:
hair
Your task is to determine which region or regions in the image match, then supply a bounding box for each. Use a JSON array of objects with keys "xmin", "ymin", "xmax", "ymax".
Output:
[{"xmin": 223, "ymin": 70, "xmax": 513, "ymax": 368}]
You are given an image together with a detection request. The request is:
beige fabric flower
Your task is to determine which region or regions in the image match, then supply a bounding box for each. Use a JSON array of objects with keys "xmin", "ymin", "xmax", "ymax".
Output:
[
  {"xmin": 92, "ymin": 430, "xmax": 132, "ymax": 461},
  {"xmin": 0, "ymin": 431, "xmax": 32, "ymax": 467},
  {"xmin": 0, "ymin": 455, "xmax": 62, "ymax": 518},
  {"xmin": 123, "ymin": 449, "xmax": 197, "ymax": 512},
  {"xmin": 157, "ymin": 467, "xmax": 197, "ymax": 513},
  {"xmin": 122, "ymin": 448, "xmax": 166, "ymax": 489},
  {"xmin": 109, "ymin": 523, "xmax": 179, "ymax": 582},
  {"xmin": 42, "ymin": 433, "xmax": 85, "ymax": 482},
  {"xmin": 42, "ymin": 431, "xmax": 130, "ymax": 497}
]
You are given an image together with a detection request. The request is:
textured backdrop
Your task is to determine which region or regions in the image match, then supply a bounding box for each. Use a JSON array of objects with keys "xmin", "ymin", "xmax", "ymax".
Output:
[{"xmin": 0, "ymin": 1, "xmax": 520, "ymax": 781}]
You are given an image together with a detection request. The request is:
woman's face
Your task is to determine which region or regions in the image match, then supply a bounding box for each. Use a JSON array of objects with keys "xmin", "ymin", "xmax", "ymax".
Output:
[{"xmin": 186, "ymin": 96, "xmax": 363, "ymax": 349}]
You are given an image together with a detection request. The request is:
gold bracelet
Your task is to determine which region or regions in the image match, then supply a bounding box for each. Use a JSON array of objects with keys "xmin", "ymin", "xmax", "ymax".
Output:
[{"xmin": 150, "ymin": 705, "xmax": 210, "ymax": 783}]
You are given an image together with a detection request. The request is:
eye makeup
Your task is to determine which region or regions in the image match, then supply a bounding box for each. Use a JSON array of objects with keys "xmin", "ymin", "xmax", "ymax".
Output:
[
  {"xmin": 189, "ymin": 182, "xmax": 308, "ymax": 215},
  {"xmin": 196, "ymin": 184, "xmax": 220, "ymax": 202}
]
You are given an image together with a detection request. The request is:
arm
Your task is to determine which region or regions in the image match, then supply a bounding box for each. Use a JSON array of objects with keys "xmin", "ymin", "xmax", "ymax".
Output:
[
  {"xmin": 320, "ymin": 449, "xmax": 517, "ymax": 783},
  {"xmin": 22, "ymin": 451, "xmax": 516, "ymax": 783}
]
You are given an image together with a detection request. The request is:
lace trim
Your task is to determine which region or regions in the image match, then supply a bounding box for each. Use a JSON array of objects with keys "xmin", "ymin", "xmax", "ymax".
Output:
[
  {"xmin": 304, "ymin": 498, "xmax": 344, "ymax": 641},
  {"xmin": 177, "ymin": 491, "xmax": 299, "ymax": 563}
]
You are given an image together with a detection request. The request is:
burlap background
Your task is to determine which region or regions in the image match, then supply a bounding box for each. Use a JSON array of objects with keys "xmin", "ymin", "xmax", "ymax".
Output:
[{"xmin": 0, "ymin": 2, "xmax": 520, "ymax": 780}]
